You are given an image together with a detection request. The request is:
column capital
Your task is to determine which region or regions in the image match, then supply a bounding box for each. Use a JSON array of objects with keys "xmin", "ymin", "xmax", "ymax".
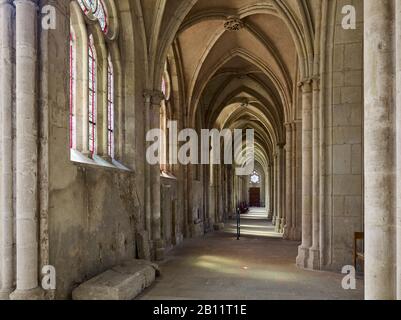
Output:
[
  {"xmin": 293, "ymin": 119, "xmax": 302, "ymax": 130},
  {"xmin": 143, "ymin": 90, "xmax": 164, "ymax": 106},
  {"xmin": 284, "ymin": 122, "xmax": 294, "ymax": 130},
  {"xmin": 297, "ymin": 78, "xmax": 313, "ymax": 93},
  {"xmin": 13, "ymin": 0, "xmax": 38, "ymax": 7},
  {"xmin": 312, "ymin": 76, "xmax": 320, "ymax": 91}
]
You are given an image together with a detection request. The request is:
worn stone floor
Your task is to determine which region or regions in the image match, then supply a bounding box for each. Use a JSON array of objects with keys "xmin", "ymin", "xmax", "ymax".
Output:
[{"xmin": 139, "ymin": 208, "xmax": 364, "ymax": 300}]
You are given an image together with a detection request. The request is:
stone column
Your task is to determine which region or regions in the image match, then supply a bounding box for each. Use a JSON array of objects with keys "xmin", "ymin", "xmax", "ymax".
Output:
[
  {"xmin": 280, "ymin": 144, "xmax": 286, "ymax": 233},
  {"xmin": 227, "ymin": 166, "xmax": 233, "ymax": 218},
  {"xmin": 266, "ymin": 164, "xmax": 272, "ymax": 219},
  {"xmin": 267, "ymin": 165, "xmax": 272, "ymax": 219},
  {"xmin": 148, "ymin": 91, "xmax": 165, "ymax": 261},
  {"xmin": 309, "ymin": 77, "xmax": 321, "ymax": 270},
  {"xmin": 397, "ymin": 0, "xmax": 401, "ymax": 300},
  {"xmin": 143, "ymin": 92, "xmax": 152, "ymax": 235},
  {"xmin": 10, "ymin": 0, "xmax": 43, "ymax": 300},
  {"xmin": 296, "ymin": 80, "xmax": 313, "ymax": 268},
  {"xmin": 0, "ymin": 0, "xmax": 14, "ymax": 300},
  {"xmin": 364, "ymin": 0, "xmax": 396, "ymax": 300},
  {"xmin": 290, "ymin": 122, "xmax": 297, "ymax": 239},
  {"xmin": 275, "ymin": 145, "xmax": 284, "ymax": 233},
  {"xmin": 283, "ymin": 124, "xmax": 293, "ymax": 239},
  {"xmin": 293, "ymin": 120, "xmax": 302, "ymax": 241},
  {"xmin": 272, "ymin": 153, "xmax": 278, "ymax": 225}
]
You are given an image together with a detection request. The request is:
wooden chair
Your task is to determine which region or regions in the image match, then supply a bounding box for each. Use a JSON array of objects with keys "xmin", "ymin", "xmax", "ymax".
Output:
[{"xmin": 354, "ymin": 232, "xmax": 365, "ymax": 271}]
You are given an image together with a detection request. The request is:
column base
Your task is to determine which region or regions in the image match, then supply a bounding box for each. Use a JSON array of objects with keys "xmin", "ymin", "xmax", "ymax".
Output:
[
  {"xmin": 296, "ymin": 245, "xmax": 310, "ymax": 269},
  {"xmin": 279, "ymin": 218, "xmax": 285, "ymax": 233},
  {"xmin": 307, "ymin": 247, "xmax": 321, "ymax": 270},
  {"xmin": 283, "ymin": 225, "xmax": 291, "ymax": 239},
  {"xmin": 10, "ymin": 287, "xmax": 45, "ymax": 300},
  {"xmin": 283, "ymin": 229, "xmax": 289, "ymax": 239},
  {"xmin": 153, "ymin": 240, "xmax": 165, "ymax": 262},
  {"xmin": 275, "ymin": 218, "xmax": 284, "ymax": 233},
  {"xmin": 0, "ymin": 288, "xmax": 13, "ymax": 300}
]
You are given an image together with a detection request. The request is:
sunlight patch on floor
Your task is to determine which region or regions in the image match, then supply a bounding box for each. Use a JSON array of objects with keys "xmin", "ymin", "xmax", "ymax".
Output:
[
  {"xmin": 192, "ymin": 255, "xmax": 297, "ymax": 282},
  {"xmin": 225, "ymin": 228, "xmax": 282, "ymax": 238}
]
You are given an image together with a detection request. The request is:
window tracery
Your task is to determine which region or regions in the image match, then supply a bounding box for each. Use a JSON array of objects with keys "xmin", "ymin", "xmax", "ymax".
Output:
[{"xmin": 70, "ymin": 0, "xmax": 120, "ymax": 163}]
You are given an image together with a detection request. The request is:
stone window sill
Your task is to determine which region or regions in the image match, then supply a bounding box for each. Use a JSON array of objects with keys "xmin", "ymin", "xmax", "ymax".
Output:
[
  {"xmin": 70, "ymin": 149, "xmax": 131, "ymax": 172},
  {"xmin": 161, "ymin": 171, "xmax": 177, "ymax": 180}
]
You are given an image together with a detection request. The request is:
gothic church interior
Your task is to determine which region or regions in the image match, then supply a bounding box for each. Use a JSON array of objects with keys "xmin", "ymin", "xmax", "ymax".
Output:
[{"xmin": 0, "ymin": 0, "xmax": 400, "ymax": 300}]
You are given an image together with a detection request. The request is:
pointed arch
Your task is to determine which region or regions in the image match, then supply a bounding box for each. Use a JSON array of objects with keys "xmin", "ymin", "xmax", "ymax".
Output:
[{"xmin": 69, "ymin": 0, "xmax": 123, "ymax": 162}]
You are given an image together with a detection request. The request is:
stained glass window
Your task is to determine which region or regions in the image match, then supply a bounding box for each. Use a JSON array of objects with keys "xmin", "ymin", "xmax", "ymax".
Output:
[
  {"xmin": 107, "ymin": 55, "xmax": 114, "ymax": 158},
  {"xmin": 161, "ymin": 76, "xmax": 167, "ymax": 98},
  {"xmin": 69, "ymin": 32, "xmax": 76, "ymax": 150},
  {"xmin": 250, "ymin": 171, "xmax": 260, "ymax": 184},
  {"xmin": 161, "ymin": 65, "xmax": 170, "ymax": 100},
  {"xmin": 77, "ymin": 0, "xmax": 108, "ymax": 34},
  {"xmin": 71, "ymin": 0, "xmax": 119, "ymax": 161},
  {"xmin": 88, "ymin": 34, "xmax": 97, "ymax": 155}
]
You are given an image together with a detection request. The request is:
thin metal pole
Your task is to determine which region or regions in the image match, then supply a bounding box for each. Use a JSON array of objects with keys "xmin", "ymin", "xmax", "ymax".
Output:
[{"xmin": 237, "ymin": 208, "xmax": 241, "ymax": 240}]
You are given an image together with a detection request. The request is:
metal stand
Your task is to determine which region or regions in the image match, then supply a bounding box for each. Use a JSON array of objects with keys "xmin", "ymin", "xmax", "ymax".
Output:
[{"xmin": 237, "ymin": 208, "xmax": 241, "ymax": 240}]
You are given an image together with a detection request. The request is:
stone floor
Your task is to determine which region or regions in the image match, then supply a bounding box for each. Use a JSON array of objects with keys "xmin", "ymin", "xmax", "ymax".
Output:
[{"xmin": 139, "ymin": 208, "xmax": 364, "ymax": 300}]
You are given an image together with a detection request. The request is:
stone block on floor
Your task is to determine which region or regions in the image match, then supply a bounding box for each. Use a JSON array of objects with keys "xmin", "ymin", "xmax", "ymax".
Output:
[{"xmin": 72, "ymin": 260, "xmax": 160, "ymax": 300}]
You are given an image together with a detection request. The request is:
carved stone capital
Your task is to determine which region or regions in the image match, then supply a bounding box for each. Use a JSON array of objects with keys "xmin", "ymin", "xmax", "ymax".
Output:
[
  {"xmin": 284, "ymin": 122, "xmax": 294, "ymax": 131},
  {"xmin": 297, "ymin": 78, "xmax": 313, "ymax": 93},
  {"xmin": 14, "ymin": 0, "xmax": 39, "ymax": 9},
  {"xmin": 312, "ymin": 76, "xmax": 320, "ymax": 91},
  {"xmin": 143, "ymin": 90, "xmax": 165, "ymax": 107}
]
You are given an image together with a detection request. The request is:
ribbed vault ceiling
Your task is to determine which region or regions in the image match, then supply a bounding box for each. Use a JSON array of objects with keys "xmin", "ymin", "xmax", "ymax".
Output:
[{"xmin": 169, "ymin": 0, "xmax": 314, "ymax": 165}]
